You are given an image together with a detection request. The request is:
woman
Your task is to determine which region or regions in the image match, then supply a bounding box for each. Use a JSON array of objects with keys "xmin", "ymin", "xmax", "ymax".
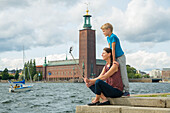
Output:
[{"xmin": 84, "ymin": 47, "xmax": 123, "ymax": 105}]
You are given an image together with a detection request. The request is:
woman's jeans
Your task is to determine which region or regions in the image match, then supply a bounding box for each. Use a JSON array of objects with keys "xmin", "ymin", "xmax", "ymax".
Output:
[{"xmin": 89, "ymin": 79, "xmax": 123, "ymax": 98}]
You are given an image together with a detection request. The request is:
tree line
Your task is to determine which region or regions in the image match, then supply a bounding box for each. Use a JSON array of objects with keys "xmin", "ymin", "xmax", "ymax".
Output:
[
  {"xmin": 0, "ymin": 59, "xmax": 43, "ymax": 81},
  {"xmin": 126, "ymin": 65, "xmax": 150, "ymax": 79}
]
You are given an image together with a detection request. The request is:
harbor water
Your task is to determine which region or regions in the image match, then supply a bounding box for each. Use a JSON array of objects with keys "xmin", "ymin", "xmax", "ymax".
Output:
[{"xmin": 0, "ymin": 82, "xmax": 170, "ymax": 113}]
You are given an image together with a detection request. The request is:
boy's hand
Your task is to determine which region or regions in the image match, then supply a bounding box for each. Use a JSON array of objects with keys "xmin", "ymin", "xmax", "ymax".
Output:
[{"xmin": 113, "ymin": 61, "xmax": 119, "ymax": 66}]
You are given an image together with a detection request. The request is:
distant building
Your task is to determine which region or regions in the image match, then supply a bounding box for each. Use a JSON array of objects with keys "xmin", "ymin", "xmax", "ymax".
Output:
[
  {"xmin": 36, "ymin": 9, "xmax": 106, "ymax": 81},
  {"xmin": 149, "ymin": 69, "xmax": 162, "ymax": 78},
  {"xmin": 162, "ymin": 68, "xmax": 170, "ymax": 80},
  {"xmin": 136, "ymin": 70, "xmax": 146, "ymax": 75},
  {"xmin": 36, "ymin": 65, "xmax": 43, "ymax": 74}
]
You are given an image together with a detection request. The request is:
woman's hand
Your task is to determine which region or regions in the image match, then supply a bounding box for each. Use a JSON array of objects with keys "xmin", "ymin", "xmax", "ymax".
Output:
[
  {"xmin": 84, "ymin": 78, "xmax": 94, "ymax": 88},
  {"xmin": 85, "ymin": 83, "xmax": 92, "ymax": 87},
  {"xmin": 84, "ymin": 78, "xmax": 90, "ymax": 84}
]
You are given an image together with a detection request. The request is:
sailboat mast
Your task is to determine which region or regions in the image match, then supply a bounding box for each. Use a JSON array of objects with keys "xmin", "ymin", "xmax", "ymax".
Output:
[{"xmin": 23, "ymin": 45, "xmax": 25, "ymax": 80}]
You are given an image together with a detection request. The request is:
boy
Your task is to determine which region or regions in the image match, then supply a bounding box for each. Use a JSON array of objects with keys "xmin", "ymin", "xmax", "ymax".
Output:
[{"xmin": 101, "ymin": 23, "xmax": 130, "ymax": 96}]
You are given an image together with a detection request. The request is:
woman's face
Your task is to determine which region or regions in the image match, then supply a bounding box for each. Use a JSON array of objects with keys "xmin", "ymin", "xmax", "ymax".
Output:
[{"xmin": 102, "ymin": 50, "xmax": 110, "ymax": 60}]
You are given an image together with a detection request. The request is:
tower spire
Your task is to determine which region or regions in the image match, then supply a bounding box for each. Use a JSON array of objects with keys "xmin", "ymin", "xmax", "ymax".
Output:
[
  {"xmin": 85, "ymin": 3, "xmax": 89, "ymax": 15},
  {"xmin": 83, "ymin": 4, "xmax": 92, "ymax": 29}
]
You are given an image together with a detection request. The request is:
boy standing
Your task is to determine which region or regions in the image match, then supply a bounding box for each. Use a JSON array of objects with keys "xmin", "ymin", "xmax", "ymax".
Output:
[{"xmin": 101, "ymin": 23, "xmax": 130, "ymax": 96}]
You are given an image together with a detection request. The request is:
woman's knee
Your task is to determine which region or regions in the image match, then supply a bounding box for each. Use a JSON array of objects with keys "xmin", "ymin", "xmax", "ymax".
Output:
[{"xmin": 95, "ymin": 79, "xmax": 103, "ymax": 85}]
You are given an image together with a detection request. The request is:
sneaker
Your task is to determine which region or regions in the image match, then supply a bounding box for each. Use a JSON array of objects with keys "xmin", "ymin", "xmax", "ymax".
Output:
[{"xmin": 122, "ymin": 92, "xmax": 130, "ymax": 97}]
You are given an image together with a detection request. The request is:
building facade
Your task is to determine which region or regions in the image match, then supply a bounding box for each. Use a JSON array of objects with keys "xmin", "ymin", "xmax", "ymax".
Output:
[
  {"xmin": 162, "ymin": 68, "xmax": 170, "ymax": 80},
  {"xmin": 36, "ymin": 10, "xmax": 106, "ymax": 81},
  {"xmin": 149, "ymin": 69, "xmax": 162, "ymax": 78}
]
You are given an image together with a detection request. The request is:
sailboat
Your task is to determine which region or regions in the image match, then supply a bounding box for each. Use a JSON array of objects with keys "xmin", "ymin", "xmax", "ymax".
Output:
[
  {"xmin": 8, "ymin": 79, "xmax": 33, "ymax": 93},
  {"xmin": 8, "ymin": 46, "xmax": 33, "ymax": 93}
]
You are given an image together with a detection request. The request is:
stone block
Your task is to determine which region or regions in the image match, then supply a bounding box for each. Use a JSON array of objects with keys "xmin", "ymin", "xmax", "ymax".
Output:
[
  {"xmin": 92, "ymin": 97, "xmax": 166, "ymax": 107},
  {"xmin": 76, "ymin": 105, "xmax": 122, "ymax": 113},
  {"xmin": 166, "ymin": 98, "xmax": 170, "ymax": 108},
  {"xmin": 122, "ymin": 106, "xmax": 170, "ymax": 113}
]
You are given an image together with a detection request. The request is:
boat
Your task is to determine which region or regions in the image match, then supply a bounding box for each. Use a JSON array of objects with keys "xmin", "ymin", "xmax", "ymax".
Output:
[
  {"xmin": 8, "ymin": 46, "xmax": 33, "ymax": 93},
  {"xmin": 9, "ymin": 79, "xmax": 33, "ymax": 93}
]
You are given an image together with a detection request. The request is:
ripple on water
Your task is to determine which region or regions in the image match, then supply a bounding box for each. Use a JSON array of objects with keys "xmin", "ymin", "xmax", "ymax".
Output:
[{"xmin": 1, "ymin": 100, "xmax": 13, "ymax": 104}]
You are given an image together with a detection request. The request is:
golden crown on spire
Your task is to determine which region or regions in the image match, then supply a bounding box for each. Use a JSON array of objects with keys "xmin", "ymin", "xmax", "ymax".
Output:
[{"xmin": 86, "ymin": 9, "xmax": 89, "ymax": 15}]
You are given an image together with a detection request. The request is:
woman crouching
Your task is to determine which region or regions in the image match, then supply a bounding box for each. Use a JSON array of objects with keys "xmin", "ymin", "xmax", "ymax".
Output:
[{"xmin": 84, "ymin": 47, "xmax": 123, "ymax": 105}]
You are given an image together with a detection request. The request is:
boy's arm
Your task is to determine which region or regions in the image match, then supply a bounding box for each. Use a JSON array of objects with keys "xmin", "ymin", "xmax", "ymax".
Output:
[
  {"xmin": 112, "ymin": 42, "xmax": 116, "ymax": 61},
  {"xmin": 108, "ymin": 43, "xmax": 110, "ymax": 48}
]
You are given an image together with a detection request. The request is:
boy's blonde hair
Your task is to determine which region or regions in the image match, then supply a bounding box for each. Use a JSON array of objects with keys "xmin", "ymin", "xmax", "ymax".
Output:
[{"xmin": 101, "ymin": 23, "xmax": 113, "ymax": 32}]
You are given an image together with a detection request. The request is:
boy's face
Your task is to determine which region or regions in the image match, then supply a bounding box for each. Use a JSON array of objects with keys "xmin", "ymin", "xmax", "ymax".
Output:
[{"xmin": 102, "ymin": 28, "xmax": 111, "ymax": 37}]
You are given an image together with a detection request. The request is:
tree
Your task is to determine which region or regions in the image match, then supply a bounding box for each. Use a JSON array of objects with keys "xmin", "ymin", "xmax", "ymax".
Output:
[
  {"xmin": 33, "ymin": 59, "xmax": 37, "ymax": 78},
  {"xmin": 126, "ymin": 65, "xmax": 137, "ymax": 78},
  {"xmin": 128, "ymin": 73, "xmax": 135, "ymax": 79},
  {"xmin": 29, "ymin": 59, "xmax": 34, "ymax": 80},
  {"xmin": 15, "ymin": 70, "xmax": 19, "ymax": 80},
  {"xmin": 19, "ymin": 74, "xmax": 24, "ymax": 80},
  {"xmin": 24, "ymin": 62, "xmax": 29, "ymax": 80},
  {"xmin": 33, "ymin": 74, "xmax": 38, "ymax": 81},
  {"xmin": 8, "ymin": 75, "xmax": 14, "ymax": 80},
  {"xmin": 143, "ymin": 74, "xmax": 150, "ymax": 78},
  {"xmin": 23, "ymin": 59, "xmax": 37, "ymax": 81},
  {"xmin": 0, "ymin": 75, "xmax": 2, "ymax": 80},
  {"xmin": 134, "ymin": 74, "xmax": 142, "ymax": 78},
  {"xmin": 2, "ymin": 68, "xmax": 9, "ymax": 80}
]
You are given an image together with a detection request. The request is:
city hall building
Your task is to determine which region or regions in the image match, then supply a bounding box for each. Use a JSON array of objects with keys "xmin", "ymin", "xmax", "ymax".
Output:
[{"xmin": 36, "ymin": 10, "xmax": 106, "ymax": 81}]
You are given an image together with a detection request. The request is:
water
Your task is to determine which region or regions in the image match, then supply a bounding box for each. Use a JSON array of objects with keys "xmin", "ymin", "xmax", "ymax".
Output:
[{"xmin": 0, "ymin": 82, "xmax": 170, "ymax": 113}]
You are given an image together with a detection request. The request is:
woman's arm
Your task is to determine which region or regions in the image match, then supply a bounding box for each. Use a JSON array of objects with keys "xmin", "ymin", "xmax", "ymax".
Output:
[
  {"xmin": 85, "ymin": 66, "xmax": 105, "ymax": 85},
  {"xmin": 90, "ymin": 63, "xmax": 119, "ymax": 84}
]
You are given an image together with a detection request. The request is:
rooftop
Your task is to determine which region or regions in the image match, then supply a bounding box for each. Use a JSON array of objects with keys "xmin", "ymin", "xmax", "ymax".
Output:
[
  {"xmin": 45, "ymin": 59, "xmax": 106, "ymax": 66},
  {"xmin": 162, "ymin": 68, "xmax": 170, "ymax": 71}
]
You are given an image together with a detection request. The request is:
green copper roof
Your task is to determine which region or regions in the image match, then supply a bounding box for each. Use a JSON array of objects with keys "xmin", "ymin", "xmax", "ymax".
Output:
[
  {"xmin": 48, "ymin": 59, "xmax": 79, "ymax": 66},
  {"xmin": 96, "ymin": 59, "xmax": 106, "ymax": 65},
  {"xmin": 46, "ymin": 59, "xmax": 106, "ymax": 66}
]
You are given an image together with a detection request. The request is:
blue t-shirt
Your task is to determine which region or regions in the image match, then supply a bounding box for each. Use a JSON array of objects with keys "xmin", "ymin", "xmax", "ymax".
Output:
[{"xmin": 107, "ymin": 33, "xmax": 124, "ymax": 58}]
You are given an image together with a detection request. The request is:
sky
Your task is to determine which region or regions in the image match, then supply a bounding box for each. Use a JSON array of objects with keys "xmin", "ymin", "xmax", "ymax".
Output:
[{"xmin": 0, "ymin": 0, "xmax": 170, "ymax": 73}]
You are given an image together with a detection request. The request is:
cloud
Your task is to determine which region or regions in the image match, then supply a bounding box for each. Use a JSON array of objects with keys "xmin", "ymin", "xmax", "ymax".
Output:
[
  {"xmin": 0, "ymin": 0, "xmax": 30, "ymax": 10},
  {"xmin": 1, "ymin": 0, "xmax": 170, "ymax": 53},
  {"xmin": 0, "ymin": 53, "xmax": 72, "ymax": 70},
  {"xmin": 0, "ymin": 58, "xmax": 23, "ymax": 70},
  {"xmin": 126, "ymin": 50, "xmax": 170, "ymax": 72},
  {"xmin": 94, "ymin": 0, "xmax": 170, "ymax": 44},
  {"xmin": 0, "ymin": 0, "xmax": 85, "ymax": 52}
]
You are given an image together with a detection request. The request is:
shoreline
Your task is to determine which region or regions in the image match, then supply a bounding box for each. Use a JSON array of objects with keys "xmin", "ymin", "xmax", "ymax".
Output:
[{"xmin": 1, "ymin": 80, "xmax": 170, "ymax": 83}]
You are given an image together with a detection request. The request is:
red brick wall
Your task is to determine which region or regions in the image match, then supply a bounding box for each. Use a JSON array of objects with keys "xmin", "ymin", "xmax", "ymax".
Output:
[
  {"xmin": 46, "ymin": 65, "xmax": 82, "ymax": 80},
  {"xmin": 162, "ymin": 70, "xmax": 170, "ymax": 79},
  {"xmin": 79, "ymin": 29, "xmax": 96, "ymax": 78},
  {"xmin": 96, "ymin": 65, "xmax": 105, "ymax": 77}
]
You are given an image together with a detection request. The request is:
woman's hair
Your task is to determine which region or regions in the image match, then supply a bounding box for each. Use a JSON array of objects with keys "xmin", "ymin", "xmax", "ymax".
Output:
[
  {"xmin": 103, "ymin": 47, "xmax": 113, "ymax": 68},
  {"xmin": 100, "ymin": 23, "xmax": 113, "ymax": 32}
]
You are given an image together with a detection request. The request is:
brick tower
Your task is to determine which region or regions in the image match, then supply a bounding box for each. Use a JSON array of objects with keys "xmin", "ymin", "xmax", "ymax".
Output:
[{"xmin": 79, "ymin": 9, "xmax": 96, "ymax": 78}]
